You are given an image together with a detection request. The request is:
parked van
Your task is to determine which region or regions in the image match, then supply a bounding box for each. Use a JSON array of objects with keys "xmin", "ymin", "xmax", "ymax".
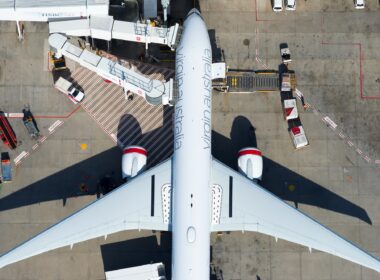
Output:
[
  {"xmin": 273, "ymin": 0, "xmax": 283, "ymax": 12},
  {"xmin": 285, "ymin": 0, "xmax": 296, "ymax": 11}
]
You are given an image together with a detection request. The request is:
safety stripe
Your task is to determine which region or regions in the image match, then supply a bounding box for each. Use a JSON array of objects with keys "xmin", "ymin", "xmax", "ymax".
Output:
[
  {"xmin": 123, "ymin": 147, "xmax": 148, "ymax": 156},
  {"xmin": 238, "ymin": 149, "xmax": 262, "ymax": 157}
]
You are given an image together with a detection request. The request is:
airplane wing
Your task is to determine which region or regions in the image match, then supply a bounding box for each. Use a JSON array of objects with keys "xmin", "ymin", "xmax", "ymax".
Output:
[
  {"xmin": 0, "ymin": 158, "xmax": 172, "ymax": 269},
  {"xmin": 210, "ymin": 158, "xmax": 380, "ymax": 273}
]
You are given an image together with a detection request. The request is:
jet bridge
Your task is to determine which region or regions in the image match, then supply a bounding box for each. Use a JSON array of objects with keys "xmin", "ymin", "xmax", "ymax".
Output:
[
  {"xmin": 49, "ymin": 33, "xmax": 175, "ymax": 106},
  {"xmin": 0, "ymin": 0, "xmax": 109, "ymax": 21},
  {"xmin": 49, "ymin": 16, "xmax": 182, "ymax": 51}
]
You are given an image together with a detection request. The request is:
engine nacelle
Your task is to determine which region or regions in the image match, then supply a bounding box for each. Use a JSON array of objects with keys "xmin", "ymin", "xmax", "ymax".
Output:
[
  {"xmin": 122, "ymin": 146, "xmax": 147, "ymax": 181},
  {"xmin": 237, "ymin": 147, "xmax": 263, "ymax": 181}
]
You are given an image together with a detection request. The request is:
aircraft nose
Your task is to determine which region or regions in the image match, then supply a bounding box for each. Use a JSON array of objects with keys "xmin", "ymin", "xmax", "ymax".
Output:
[
  {"xmin": 188, "ymin": 8, "xmax": 200, "ymax": 15},
  {"xmin": 186, "ymin": 8, "xmax": 202, "ymax": 19}
]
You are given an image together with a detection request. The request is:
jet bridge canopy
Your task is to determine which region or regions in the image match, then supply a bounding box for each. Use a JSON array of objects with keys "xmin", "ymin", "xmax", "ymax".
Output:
[{"xmin": 0, "ymin": 0, "xmax": 109, "ymax": 21}]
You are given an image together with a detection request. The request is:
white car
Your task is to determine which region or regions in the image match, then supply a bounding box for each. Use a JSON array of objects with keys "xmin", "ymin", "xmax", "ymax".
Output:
[
  {"xmin": 285, "ymin": 0, "xmax": 296, "ymax": 11},
  {"xmin": 68, "ymin": 88, "xmax": 85, "ymax": 104},
  {"xmin": 273, "ymin": 0, "xmax": 283, "ymax": 12},
  {"xmin": 354, "ymin": 0, "xmax": 365, "ymax": 9}
]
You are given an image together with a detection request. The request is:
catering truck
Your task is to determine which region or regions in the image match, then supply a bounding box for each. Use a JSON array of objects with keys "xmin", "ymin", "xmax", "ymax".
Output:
[{"xmin": 54, "ymin": 77, "xmax": 85, "ymax": 104}]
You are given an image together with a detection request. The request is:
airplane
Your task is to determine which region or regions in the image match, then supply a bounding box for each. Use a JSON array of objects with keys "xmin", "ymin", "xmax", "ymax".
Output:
[{"xmin": 1, "ymin": 8, "xmax": 380, "ymax": 280}]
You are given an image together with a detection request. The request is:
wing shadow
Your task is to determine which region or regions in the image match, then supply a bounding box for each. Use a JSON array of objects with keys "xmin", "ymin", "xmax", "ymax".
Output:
[
  {"xmin": 0, "ymin": 108, "xmax": 173, "ymax": 211},
  {"xmin": 100, "ymin": 233, "xmax": 172, "ymax": 276},
  {"xmin": 212, "ymin": 115, "xmax": 372, "ymax": 225}
]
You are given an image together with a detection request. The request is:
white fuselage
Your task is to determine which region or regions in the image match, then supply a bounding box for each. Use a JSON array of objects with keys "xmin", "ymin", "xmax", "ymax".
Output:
[{"xmin": 172, "ymin": 10, "xmax": 213, "ymax": 280}]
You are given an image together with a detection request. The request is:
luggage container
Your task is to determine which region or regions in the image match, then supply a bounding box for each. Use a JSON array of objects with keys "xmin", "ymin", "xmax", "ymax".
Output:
[
  {"xmin": 1, "ymin": 152, "xmax": 12, "ymax": 182},
  {"xmin": 288, "ymin": 119, "xmax": 309, "ymax": 149}
]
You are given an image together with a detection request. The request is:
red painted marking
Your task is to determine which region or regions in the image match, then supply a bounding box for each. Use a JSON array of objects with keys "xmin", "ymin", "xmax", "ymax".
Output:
[
  {"xmin": 285, "ymin": 107, "xmax": 293, "ymax": 116},
  {"xmin": 321, "ymin": 42, "xmax": 379, "ymax": 99},
  {"xmin": 123, "ymin": 147, "xmax": 148, "ymax": 156},
  {"xmin": 238, "ymin": 149, "xmax": 262, "ymax": 157},
  {"xmin": 291, "ymin": 126, "xmax": 301, "ymax": 135}
]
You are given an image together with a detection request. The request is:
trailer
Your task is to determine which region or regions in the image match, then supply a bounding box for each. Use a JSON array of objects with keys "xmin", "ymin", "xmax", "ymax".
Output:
[
  {"xmin": 281, "ymin": 73, "xmax": 291, "ymax": 92},
  {"xmin": 288, "ymin": 119, "xmax": 309, "ymax": 149},
  {"xmin": 1, "ymin": 152, "xmax": 12, "ymax": 182},
  {"xmin": 0, "ymin": 111, "xmax": 17, "ymax": 149},
  {"xmin": 22, "ymin": 108, "xmax": 40, "ymax": 139},
  {"xmin": 283, "ymin": 98, "xmax": 298, "ymax": 120}
]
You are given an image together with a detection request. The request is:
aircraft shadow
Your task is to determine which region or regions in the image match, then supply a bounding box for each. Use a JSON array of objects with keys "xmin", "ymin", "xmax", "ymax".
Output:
[
  {"xmin": 100, "ymin": 234, "xmax": 219, "ymax": 279},
  {"xmin": 0, "ymin": 114, "xmax": 371, "ymax": 226},
  {"xmin": 212, "ymin": 115, "xmax": 372, "ymax": 225},
  {"xmin": 100, "ymin": 234, "xmax": 172, "ymax": 276}
]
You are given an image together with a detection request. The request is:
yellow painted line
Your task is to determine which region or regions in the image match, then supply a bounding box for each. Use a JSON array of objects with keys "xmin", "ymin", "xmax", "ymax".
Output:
[{"xmin": 80, "ymin": 143, "xmax": 88, "ymax": 150}]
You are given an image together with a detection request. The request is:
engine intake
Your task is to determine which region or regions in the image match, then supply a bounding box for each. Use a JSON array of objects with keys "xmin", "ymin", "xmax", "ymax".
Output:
[
  {"xmin": 122, "ymin": 146, "xmax": 147, "ymax": 181},
  {"xmin": 237, "ymin": 147, "xmax": 263, "ymax": 181}
]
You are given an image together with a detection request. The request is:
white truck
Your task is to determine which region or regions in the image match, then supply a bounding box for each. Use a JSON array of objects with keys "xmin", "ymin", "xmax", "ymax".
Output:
[{"xmin": 54, "ymin": 77, "xmax": 85, "ymax": 104}]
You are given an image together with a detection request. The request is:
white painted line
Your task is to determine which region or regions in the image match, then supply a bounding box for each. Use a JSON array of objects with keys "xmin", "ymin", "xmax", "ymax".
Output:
[
  {"xmin": 39, "ymin": 136, "xmax": 47, "ymax": 143},
  {"xmin": 347, "ymin": 141, "xmax": 354, "ymax": 147},
  {"xmin": 110, "ymin": 133, "xmax": 117, "ymax": 142},
  {"xmin": 312, "ymin": 108, "xmax": 319, "ymax": 115},
  {"xmin": 7, "ymin": 113, "xmax": 24, "ymax": 118},
  {"xmin": 356, "ymin": 148, "xmax": 363, "ymax": 155},
  {"xmin": 323, "ymin": 116, "xmax": 337, "ymax": 130},
  {"xmin": 48, "ymin": 120, "xmax": 63, "ymax": 132},
  {"xmin": 375, "ymin": 160, "xmax": 380, "ymax": 164},
  {"xmin": 14, "ymin": 151, "xmax": 28, "ymax": 164},
  {"xmin": 32, "ymin": 144, "xmax": 39, "ymax": 150},
  {"xmin": 364, "ymin": 156, "xmax": 371, "ymax": 162},
  {"xmin": 295, "ymin": 88, "xmax": 303, "ymax": 99},
  {"xmin": 339, "ymin": 132, "xmax": 346, "ymax": 139}
]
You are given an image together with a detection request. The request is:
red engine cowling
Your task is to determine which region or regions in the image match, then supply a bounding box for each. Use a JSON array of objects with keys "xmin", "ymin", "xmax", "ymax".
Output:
[
  {"xmin": 237, "ymin": 147, "xmax": 263, "ymax": 181},
  {"xmin": 122, "ymin": 146, "xmax": 147, "ymax": 180}
]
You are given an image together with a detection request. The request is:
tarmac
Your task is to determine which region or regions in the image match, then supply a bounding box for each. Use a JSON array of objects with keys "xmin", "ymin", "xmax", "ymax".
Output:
[{"xmin": 0, "ymin": 0, "xmax": 380, "ymax": 279}]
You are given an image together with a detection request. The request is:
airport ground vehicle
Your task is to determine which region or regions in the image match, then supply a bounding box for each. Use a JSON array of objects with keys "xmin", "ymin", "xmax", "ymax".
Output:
[
  {"xmin": 1, "ymin": 152, "xmax": 12, "ymax": 182},
  {"xmin": 288, "ymin": 118, "xmax": 309, "ymax": 149},
  {"xmin": 273, "ymin": 0, "xmax": 283, "ymax": 12},
  {"xmin": 285, "ymin": 0, "xmax": 296, "ymax": 10},
  {"xmin": 280, "ymin": 44, "xmax": 292, "ymax": 63},
  {"xmin": 0, "ymin": 111, "xmax": 17, "ymax": 149},
  {"xmin": 54, "ymin": 77, "xmax": 85, "ymax": 104},
  {"xmin": 354, "ymin": 0, "xmax": 365, "ymax": 9},
  {"xmin": 22, "ymin": 108, "xmax": 39, "ymax": 139}
]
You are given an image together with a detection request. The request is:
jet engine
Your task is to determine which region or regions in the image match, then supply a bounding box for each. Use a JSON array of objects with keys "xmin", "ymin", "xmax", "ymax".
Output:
[
  {"xmin": 237, "ymin": 147, "xmax": 263, "ymax": 182},
  {"xmin": 122, "ymin": 146, "xmax": 147, "ymax": 181}
]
